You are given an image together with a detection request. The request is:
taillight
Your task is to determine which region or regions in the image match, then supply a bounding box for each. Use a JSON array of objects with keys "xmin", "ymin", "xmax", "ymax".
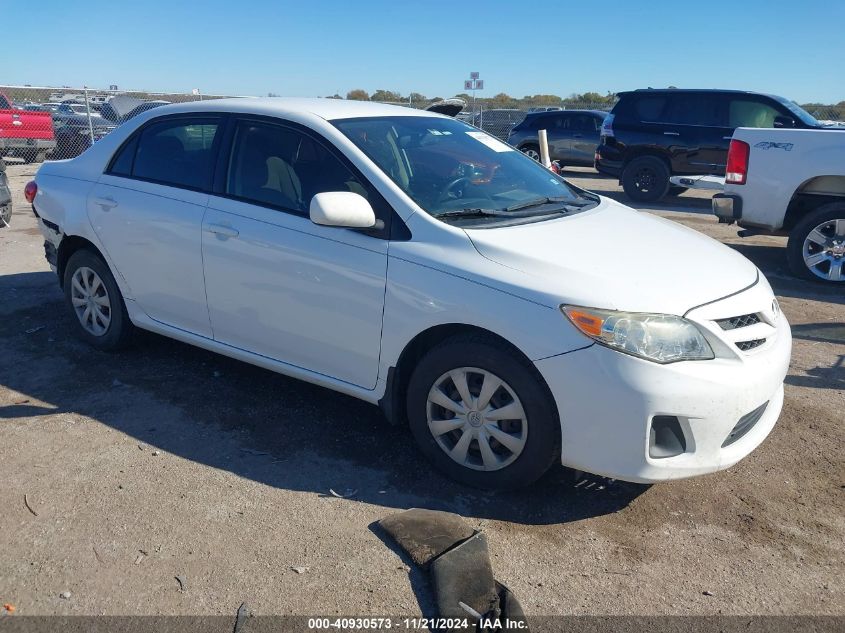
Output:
[
  {"xmin": 601, "ymin": 113, "xmax": 615, "ymax": 138},
  {"xmin": 24, "ymin": 181, "xmax": 38, "ymax": 203},
  {"xmin": 725, "ymin": 140, "xmax": 750, "ymax": 185}
]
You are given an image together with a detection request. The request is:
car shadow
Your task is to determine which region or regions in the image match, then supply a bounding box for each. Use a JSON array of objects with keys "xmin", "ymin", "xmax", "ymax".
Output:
[
  {"xmin": 592, "ymin": 189, "xmax": 715, "ymax": 215},
  {"xmin": 0, "ymin": 274, "xmax": 647, "ymax": 527},
  {"xmin": 726, "ymin": 243, "xmax": 845, "ymax": 306}
]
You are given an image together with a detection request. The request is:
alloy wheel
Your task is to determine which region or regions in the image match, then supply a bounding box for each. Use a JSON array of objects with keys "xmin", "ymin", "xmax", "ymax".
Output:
[
  {"xmin": 426, "ymin": 367, "xmax": 528, "ymax": 471},
  {"xmin": 633, "ymin": 166, "xmax": 657, "ymax": 193},
  {"xmin": 70, "ymin": 266, "xmax": 112, "ymax": 335},
  {"xmin": 522, "ymin": 148, "xmax": 541, "ymax": 162},
  {"xmin": 803, "ymin": 218, "xmax": 845, "ymax": 282}
]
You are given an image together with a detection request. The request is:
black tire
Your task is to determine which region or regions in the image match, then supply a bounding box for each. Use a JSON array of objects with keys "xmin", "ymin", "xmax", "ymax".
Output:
[
  {"xmin": 786, "ymin": 202, "xmax": 845, "ymax": 283},
  {"xmin": 621, "ymin": 155, "xmax": 670, "ymax": 202},
  {"xmin": 667, "ymin": 186, "xmax": 688, "ymax": 196},
  {"xmin": 406, "ymin": 334, "xmax": 560, "ymax": 490},
  {"xmin": 63, "ymin": 249, "xmax": 135, "ymax": 350},
  {"xmin": 520, "ymin": 144, "xmax": 542, "ymax": 162}
]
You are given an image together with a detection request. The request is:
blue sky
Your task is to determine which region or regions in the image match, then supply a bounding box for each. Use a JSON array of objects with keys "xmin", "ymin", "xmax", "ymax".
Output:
[{"xmin": 4, "ymin": 0, "xmax": 844, "ymax": 103}]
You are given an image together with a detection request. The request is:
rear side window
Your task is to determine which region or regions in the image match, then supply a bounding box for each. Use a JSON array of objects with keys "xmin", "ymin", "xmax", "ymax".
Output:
[
  {"xmin": 570, "ymin": 114, "xmax": 602, "ymax": 131},
  {"xmin": 665, "ymin": 95, "xmax": 726, "ymax": 126},
  {"xmin": 634, "ymin": 96, "xmax": 668, "ymax": 121},
  {"xmin": 728, "ymin": 99, "xmax": 783, "ymax": 128},
  {"xmin": 109, "ymin": 117, "xmax": 220, "ymax": 190},
  {"xmin": 530, "ymin": 114, "xmax": 565, "ymax": 130}
]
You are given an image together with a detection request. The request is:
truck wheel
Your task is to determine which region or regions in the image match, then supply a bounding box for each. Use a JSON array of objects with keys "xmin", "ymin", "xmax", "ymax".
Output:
[
  {"xmin": 787, "ymin": 202, "xmax": 845, "ymax": 283},
  {"xmin": 63, "ymin": 249, "xmax": 135, "ymax": 350},
  {"xmin": 520, "ymin": 144, "xmax": 541, "ymax": 162},
  {"xmin": 406, "ymin": 334, "xmax": 560, "ymax": 490},
  {"xmin": 622, "ymin": 156, "xmax": 670, "ymax": 202}
]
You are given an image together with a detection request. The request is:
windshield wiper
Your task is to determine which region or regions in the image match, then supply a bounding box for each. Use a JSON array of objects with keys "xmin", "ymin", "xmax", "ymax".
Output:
[
  {"xmin": 434, "ymin": 208, "xmax": 511, "ymax": 219},
  {"xmin": 503, "ymin": 196, "xmax": 590, "ymax": 212}
]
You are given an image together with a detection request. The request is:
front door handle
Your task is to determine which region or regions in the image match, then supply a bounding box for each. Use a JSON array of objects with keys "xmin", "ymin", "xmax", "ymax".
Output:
[
  {"xmin": 663, "ymin": 131, "xmax": 680, "ymax": 136},
  {"xmin": 93, "ymin": 196, "xmax": 118, "ymax": 210},
  {"xmin": 206, "ymin": 224, "xmax": 239, "ymax": 238}
]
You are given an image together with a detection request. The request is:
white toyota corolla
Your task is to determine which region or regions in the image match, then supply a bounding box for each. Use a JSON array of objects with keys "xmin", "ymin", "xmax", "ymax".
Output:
[{"xmin": 27, "ymin": 99, "xmax": 791, "ymax": 489}]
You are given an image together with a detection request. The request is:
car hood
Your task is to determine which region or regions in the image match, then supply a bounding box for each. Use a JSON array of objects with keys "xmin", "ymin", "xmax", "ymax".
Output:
[{"xmin": 464, "ymin": 198, "xmax": 759, "ymax": 315}]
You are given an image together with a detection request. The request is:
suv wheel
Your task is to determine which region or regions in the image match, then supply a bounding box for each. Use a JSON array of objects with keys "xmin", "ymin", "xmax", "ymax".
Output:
[
  {"xmin": 622, "ymin": 156, "xmax": 670, "ymax": 202},
  {"xmin": 520, "ymin": 144, "xmax": 541, "ymax": 162},
  {"xmin": 63, "ymin": 249, "xmax": 135, "ymax": 350},
  {"xmin": 406, "ymin": 335, "xmax": 560, "ymax": 490},
  {"xmin": 786, "ymin": 202, "xmax": 845, "ymax": 283}
]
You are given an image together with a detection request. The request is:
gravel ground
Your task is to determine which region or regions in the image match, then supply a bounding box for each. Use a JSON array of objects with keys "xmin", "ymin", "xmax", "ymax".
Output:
[{"xmin": 0, "ymin": 162, "xmax": 842, "ymax": 618}]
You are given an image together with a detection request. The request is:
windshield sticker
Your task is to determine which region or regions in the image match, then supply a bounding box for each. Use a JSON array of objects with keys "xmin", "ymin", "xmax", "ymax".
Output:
[{"xmin": 466, "ymin": 131, "xmax": 514, "ymax": 152}]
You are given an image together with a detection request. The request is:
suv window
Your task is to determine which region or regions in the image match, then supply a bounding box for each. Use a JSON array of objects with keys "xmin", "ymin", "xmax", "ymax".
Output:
[
  {"xmin": 111, "ymin": 117, "xmax": 220, "ymax": 190},
  {"xmin": 664, "ymin": 95, "xmax": 726, "ymax": 126},
  {"xmin": 728, "ymin": 99, "xmax": 783, "ymax": 128},
  {"xmin": 570, "ymin": 113, "xmax": 602, "ymax": 132},
  {"xmin": 530, "ymin": 114, "xmax": 565, "ymax": 130},
  {"xmin": 226, "ymin": 121, "xmax": 369, "ymax": 214},
  {"xmin": 631, "ymin": 96, "xmax": 668, "ymax": 121}
]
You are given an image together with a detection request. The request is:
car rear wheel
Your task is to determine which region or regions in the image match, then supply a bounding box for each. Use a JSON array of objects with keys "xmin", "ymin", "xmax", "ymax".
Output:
[
  {"xmin": 406, "ymin": 335, "xmax": 560, "ymax": 490},
  {"xmin": 787, "ymin": 203, "xmax": 845, "ymax": 283},
  {"xmin": 63, "ymin": 249, "xmax": 135, "ymax": 350},
  {"xmin": 622, "ymin": 156, "xmax": 670, "ymax": 202},
  {"xmin": 520, "ymin": 144, "xmax": 541, "ymax": 162}
]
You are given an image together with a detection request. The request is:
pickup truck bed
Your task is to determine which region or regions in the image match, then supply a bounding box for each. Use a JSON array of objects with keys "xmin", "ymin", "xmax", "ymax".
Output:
[{"xmin": 0, "ymin": 92, "xmax": 56, "ymax": 163}]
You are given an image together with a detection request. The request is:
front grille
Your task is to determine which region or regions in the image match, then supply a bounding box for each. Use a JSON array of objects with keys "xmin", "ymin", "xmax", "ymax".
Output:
[
  {"xmin": 736, "ymin": 338, "xmax": 766, "ymax": 351},
  {"xmin": 716, "ymin": 313, "xmax": 760, "ymax": 330},
  {"xmin": 722, "ymin": 401, "xmax": 769, "ymax": 447}
]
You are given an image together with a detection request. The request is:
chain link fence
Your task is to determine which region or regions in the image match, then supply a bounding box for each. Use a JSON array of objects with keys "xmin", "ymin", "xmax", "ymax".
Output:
[{"xmin": 2, "ymin": 84, "xmax": 842, "ymax": 163}]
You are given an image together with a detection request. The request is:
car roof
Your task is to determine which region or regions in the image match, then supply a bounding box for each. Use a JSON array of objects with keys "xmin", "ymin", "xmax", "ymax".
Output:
[
  {"xmin": 145, "ymin": 97, "xmax": 442, "ymax": 122},
  {"xmin": 525, "ymin": 109, "xmax": 607, "ymax": 117},
  {"xmin": 619, "ymin": 88, "xmax": 773, "ymax": 97}
]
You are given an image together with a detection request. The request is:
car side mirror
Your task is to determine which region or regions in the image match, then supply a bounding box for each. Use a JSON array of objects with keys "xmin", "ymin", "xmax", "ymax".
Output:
[
  {"xmin": 773, "ymin": 115, "xmax": 795, "ymax": 128},
  {"xmin": 309, "ymin": 191, "xmax": 379, "ymax": 229}
]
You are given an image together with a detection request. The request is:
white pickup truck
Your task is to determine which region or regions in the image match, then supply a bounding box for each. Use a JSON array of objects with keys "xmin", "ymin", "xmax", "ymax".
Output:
[{"xmin": 713, "ymin": 127, "xmax": 845, "ymax": 284}]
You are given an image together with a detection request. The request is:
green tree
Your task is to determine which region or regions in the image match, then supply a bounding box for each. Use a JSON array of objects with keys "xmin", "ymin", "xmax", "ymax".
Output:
[
  {"xmin": 346, "ymin": 89, "xmax": 370, "ymax": 101},
  {"xmin": 490, "ymin": 92, "xmax": 515, "ymax": 106},
  {"xmin": 409, "ymin": 92, "xmax": 427, "ymax": 103},
  {"xmin": 371, "ymin": 89, "xmax": 402, "ymax": 102}
]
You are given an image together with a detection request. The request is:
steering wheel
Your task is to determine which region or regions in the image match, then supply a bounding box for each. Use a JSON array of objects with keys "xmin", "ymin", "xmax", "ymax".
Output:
[{"xmin": 438, "ymin": 177, "xmax": 471, "ymax": 203}]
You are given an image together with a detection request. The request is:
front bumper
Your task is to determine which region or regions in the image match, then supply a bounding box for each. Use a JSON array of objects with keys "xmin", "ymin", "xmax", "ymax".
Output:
[
  {"xmin": 713, "ymin": 193, "xmax": 742, "ymax": 224},
  {"xmin": 534, "ymin": 284, "xmax": 791, "ymax": 483}
]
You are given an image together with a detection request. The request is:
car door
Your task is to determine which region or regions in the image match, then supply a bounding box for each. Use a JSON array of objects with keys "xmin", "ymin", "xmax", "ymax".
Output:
[
  {"xmin": 568, "ymin": 113, "xmax": 603, "ymax": 165},
  {"xmin": 660, "ymin": 94, "xmax": 729, "ymax": 174},
  {"xmin": 536, "ymin": 114, "xmax": 570, "ymax": 161},
  {"xmin": 88, "ymin": 115, "xmax": 222, "ymax": 337},
  {"xmin": 202, "ymin": 118, "xmax": 389, "ymax": 389}
]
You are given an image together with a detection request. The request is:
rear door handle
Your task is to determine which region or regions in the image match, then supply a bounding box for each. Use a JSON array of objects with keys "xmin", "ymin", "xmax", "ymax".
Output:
[
  {"xmin": 663, "ymin": 131, "xmax": 680, "ymax": 136},
  {"xmin": 93, "ymin": 196, "xmax": 118, "ymax": 210},
  {"xmin": 206, "ymin": 224, "xmax": 239, "ymax": 238}
]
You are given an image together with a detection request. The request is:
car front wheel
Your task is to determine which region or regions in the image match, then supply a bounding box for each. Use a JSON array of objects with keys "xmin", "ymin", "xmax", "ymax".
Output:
[
  {"xmin": 63, "ymin": 249, "xmax": 135, "ymax": 350},
  {"xmin": 406, "ymin": 335, "xmax": 560, "ymax": 490}
]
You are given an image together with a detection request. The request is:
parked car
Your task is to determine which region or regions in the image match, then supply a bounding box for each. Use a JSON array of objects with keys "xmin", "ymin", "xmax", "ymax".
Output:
[
  {"xmin": 526, "ymin": 106, "xmax": 563, "ymax": 113},
  {"xmin": 508, "ymin": 110, "xmax": 608, "ymax": 167},
  {"xmin": 29, "ymin": 98, "xmax": 790, "ymax": 489},
  {"xmin": 714, "ymin": 127, "xmax": 845, "ymax": 283},
  {"xmin": 52, "ymin": 114, "xmax": 118, "ymax": 159},
  {"xmin": 0, "ymin": 159, "xmax": 11, "ymax": 227},
  {"xmin": 0, "ymin": 92, "xmax": 56, "ymax": 163},
  {"xmin": 24, "ymin": 103, "xmax": 62, "ymax": 113},
  {"xmin": 468, "ymin": 109, "xmax": 527, "ymax": 140},
  {"xmin": 596, "ymin": 88, "xmax": 834, "ymax": 202},
  {"xmin": 99, "ymin": 99, "xmax": 170, "ymax": 125}
]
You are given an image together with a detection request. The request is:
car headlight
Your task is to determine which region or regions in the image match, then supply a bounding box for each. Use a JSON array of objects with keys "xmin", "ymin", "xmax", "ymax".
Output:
[{"xmin": 561, "ymin": 305, "xmax": 714, "ymax": 363}]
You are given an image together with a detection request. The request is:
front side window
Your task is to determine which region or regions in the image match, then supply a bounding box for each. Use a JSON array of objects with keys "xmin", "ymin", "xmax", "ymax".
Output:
[
  {"xmin": 226, "ymin": 121, "xmax": 369, "ymax": 213},
  {"xmin": 111, "ymin": 117, "xmax": 220, "ymax": 190},
  {"xmin": 334, "ymin": 116, "xmax": 596, "ymax": 224},
  {"xmin": 728, "ymin": 99, "xmax": 783, "ymax": 128}
]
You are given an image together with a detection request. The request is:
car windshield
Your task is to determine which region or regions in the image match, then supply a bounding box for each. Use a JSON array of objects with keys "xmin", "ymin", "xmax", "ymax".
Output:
[
  {"xmin": 334, "ymin": 116, "xmax": 595, "ymax": 224},
  {"xmin": 772, "ymin": 96, "xmax": 820, "ymax": 127}
]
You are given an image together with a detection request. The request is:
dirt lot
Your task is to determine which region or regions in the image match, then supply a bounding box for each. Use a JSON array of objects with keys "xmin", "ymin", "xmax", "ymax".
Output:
[{"xmin": 0, "ymin": 162, "xmax": 842, "ymax": 618}]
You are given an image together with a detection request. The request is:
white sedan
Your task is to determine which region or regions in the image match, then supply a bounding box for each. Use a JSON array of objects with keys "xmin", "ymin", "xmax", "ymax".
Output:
[{"xmin": 26, "ymin": 98, "xmax": 791, "ymax": 489}]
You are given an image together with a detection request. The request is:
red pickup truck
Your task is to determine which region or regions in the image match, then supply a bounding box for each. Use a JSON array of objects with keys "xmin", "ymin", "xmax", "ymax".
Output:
[{"xmin": 0, "ymin": 92, "xmax": 56, "ymax": 163}]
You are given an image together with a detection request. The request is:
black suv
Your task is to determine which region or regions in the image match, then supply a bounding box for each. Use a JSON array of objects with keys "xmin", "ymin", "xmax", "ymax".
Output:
[{"xmin": 595, "ymin": 89, "xmax": 827, "ymax": 202}]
